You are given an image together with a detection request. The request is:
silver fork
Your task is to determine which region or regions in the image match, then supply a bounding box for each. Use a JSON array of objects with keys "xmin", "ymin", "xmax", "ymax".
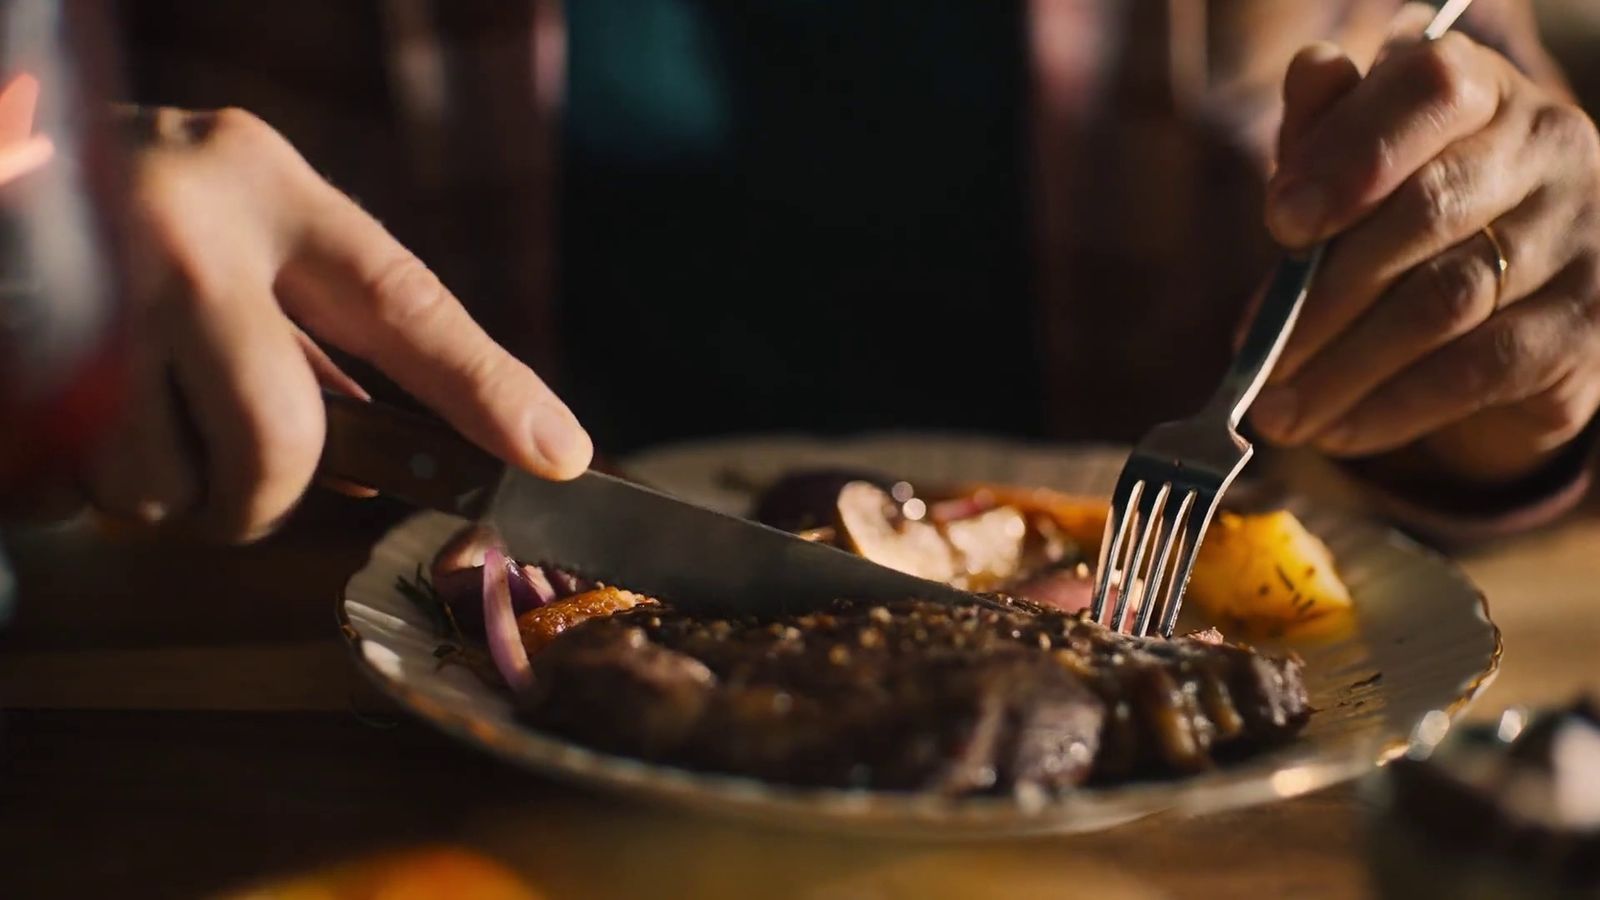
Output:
[
  {"xmin": 1088, "ymin": 0, "xmax": 1474, "ymax": 637},
  {"xmin": 1087, "ymin": 248, "xmax": 1323, "ymax": 638}
]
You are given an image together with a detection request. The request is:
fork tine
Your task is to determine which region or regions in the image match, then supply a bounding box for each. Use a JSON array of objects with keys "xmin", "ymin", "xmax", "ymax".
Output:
[
  {"xmin": 1109, "ymin": 481, "xmax": 1168, "ymax": 633},
  {"xmin": 1141, "ymin": 511, "xmax": 1188, "ymax": 639},
  {"xmin": 1131, "ymin": 487, "xmax": 1195, "ymax": 636},
  {"xmin": 1156, "ymin": 490, "xmax": 1220, "ymax": 638},
  {"xmin": 1089, "ymin": 477, "xmax": 1142, "ymax": 625}
]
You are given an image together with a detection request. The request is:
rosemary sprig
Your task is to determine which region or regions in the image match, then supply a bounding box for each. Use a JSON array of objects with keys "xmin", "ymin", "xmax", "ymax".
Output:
[
  {"xmin": 395, "ymin": 565, "xmax": 451, "ymax": 636},
  {"xmin": 394, "ymin": 565, "xmax": 504, "ymax": 688}
]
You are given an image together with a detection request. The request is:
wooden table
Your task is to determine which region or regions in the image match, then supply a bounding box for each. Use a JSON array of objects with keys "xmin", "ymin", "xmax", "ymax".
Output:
[{"xmin": 2, "ymin": 472, "xmax": 1598, "ymax": 900}]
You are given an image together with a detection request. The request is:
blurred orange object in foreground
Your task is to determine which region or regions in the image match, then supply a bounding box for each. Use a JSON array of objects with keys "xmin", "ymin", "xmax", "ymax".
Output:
[
  {"xmin": 214, "ymin": 847, "xmax": 543, "ymax": 900},
  {"xmin": 0, "ymin": 73, "xmax": 53, "ymax": 183}
]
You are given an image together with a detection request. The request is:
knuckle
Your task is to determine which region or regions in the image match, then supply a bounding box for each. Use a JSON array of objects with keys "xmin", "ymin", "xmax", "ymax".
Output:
[
  {"xmin": 1576, "ymin": 252, "xmax": 1600, "ymax": 304},
  {"xmin": 1429, "ymin": 323, "xmax": 1528, "ymax": 405},
  {"xmin": 1531, "ymin": 103, "xmax": 1598, "ymax": 157},
  {"xmin": 1407, "ymin": 37, "xmax": 1472, "ymax": 111},
  {"xmin": 126, "ymin": 106, "xmax": 213, "ymax": 150},
  {"xmin": 209, "ymin": 106, "xmax": 278, "ymax": 147},
  {"xmin": 139, "ymin": 106, "xmax": 280, "ymax": 155},
  {"xmin": 1521, "ymin": 389, "xmax": 1591, "ymax": 441},
  {"xmin": 1407, "ymin": 155, "xmax": 1473, "ymax": 239},
  {"xmin": 1565, "ymin": 252, "xmax": 1600, "ymax": 311},
  {"xmin": 1344, "ymin": 138, "xmax": 1395, "ymax": 199},
  {"xmin": 1478, "ymin": 322, "xmax": 1539, "ymax": 392},
  {"xmin": 366, "ymin": 255, "xmax": 452, "ymax": 334},
  {"xmin": 204, "ymin": 107, "xmax": 311, "ymax": 188},
  {"xmin": 1581, "ymin": 114, "xmax": 1600, "ymax": 172},
  {"xmin": 1410, "ymin": 255, "xmax": 1489, "ymax": 335}
]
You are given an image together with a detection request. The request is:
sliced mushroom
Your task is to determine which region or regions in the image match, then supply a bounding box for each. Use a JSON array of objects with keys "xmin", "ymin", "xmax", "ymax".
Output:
[
  {"xmin": 939, "ymin": 506, "xmax": 1028, "ymax": 589},
  {"xmin": 834, "ymin": 481, "xmax": 960, "ymax": 584}
]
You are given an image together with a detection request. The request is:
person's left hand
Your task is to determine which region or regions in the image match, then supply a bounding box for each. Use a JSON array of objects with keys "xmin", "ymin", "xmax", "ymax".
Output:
[{"xmin": 1249, "ymin": 18, "xmax": 1600, "ymax": 486}]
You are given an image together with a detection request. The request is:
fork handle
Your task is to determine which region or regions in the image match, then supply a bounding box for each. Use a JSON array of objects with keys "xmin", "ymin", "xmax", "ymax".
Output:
[{"xmin": 1204, "ymin": 246, "xmax": 1325, "ymax": 428}]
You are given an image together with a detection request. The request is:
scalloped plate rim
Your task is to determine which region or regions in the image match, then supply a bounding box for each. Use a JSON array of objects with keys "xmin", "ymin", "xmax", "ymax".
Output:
[{"xmin": 336, "ymin": 437, "xmax": 1501, "ymax": 837}]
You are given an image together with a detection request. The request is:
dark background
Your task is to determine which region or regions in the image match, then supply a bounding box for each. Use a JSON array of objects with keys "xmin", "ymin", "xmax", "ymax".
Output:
[{"xmin": 110, "ymin": 2, "xmax": 1600, "ymax": 455}]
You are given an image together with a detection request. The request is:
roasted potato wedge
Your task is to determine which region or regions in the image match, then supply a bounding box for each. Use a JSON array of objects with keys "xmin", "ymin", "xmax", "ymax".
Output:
[
  {"xmin": 950, "ymin": 482, "xmax": 1353, "ymax": 640},
  {"xmin": 1185, "ymin": 510, "xmax": 1354, "ymax": 640}
]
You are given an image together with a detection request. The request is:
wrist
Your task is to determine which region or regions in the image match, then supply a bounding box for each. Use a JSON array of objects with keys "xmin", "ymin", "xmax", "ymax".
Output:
[
  {"xmin": 1412, "ymin": 432, "xmax": 1577, "ymax": 491},
  {"xmin": 1343, "ymin": 419, "xmax": 1600, "ymax": 523}
]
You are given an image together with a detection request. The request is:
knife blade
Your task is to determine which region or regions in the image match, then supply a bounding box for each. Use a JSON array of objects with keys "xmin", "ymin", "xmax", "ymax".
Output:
[{"xmin": 318, "ymin": 392, "xmax": 982, "ymax": 614}]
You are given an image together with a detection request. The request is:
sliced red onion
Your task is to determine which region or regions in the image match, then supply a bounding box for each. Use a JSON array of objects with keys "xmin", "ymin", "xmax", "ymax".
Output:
[
  {"xmin": 521, "ymin": 564, "xmax": 559, "ymax": 607},
  {"xmin": 443, "ymin": 559, "xmax": 551, "ymax": 625},
  {"xmin": 482, "ymin": 547, "xmax": 533, "ymax": 692},
  {"xmin": 503, "ymin": 559, "xmax": 543, "ymax": 615}
]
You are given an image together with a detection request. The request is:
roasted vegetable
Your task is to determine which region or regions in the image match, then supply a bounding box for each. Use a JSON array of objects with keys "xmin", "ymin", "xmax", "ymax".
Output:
[
  {"xmin": 833, "ymin": 481, "xmax": 960, "ymax": 584},
  {"xmin": 517, "ymin": 587, "xmax": 652, "ymax": 658},
  {"xmin": 758, "ymin": 472, "xmax": 1354, "ymax": 641},
  {"xmin": 948, "ymin": 483, "xmax": 1353, "ymax": 640},
  {"xmin": 1185, "ymin": 510, "xmax": 1354, "ymax": 640}
]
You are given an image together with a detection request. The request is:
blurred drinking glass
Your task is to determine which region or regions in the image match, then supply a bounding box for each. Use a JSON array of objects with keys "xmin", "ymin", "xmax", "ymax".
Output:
[{"xmin": 0, "ymin": 1, "xmax": 129, "ymax": 620}]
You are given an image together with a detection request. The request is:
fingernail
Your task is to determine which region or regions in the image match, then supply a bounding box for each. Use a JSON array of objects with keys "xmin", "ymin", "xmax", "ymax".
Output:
[
  {"xmin": 1251, "ymin": 386, "xmax": 1299, "ymax": 442},
  {"xmin": 1270, "ymin": 181, "xmax": 1326, "ymax": 246},
  {"xmin": 535, "ymin": 415, "xmax": 594, "ymax": 478}
]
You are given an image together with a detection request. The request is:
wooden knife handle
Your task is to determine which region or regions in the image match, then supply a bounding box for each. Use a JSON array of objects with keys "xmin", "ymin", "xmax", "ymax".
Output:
[{"xmin": 319, "ymin": 392, "xmax": 502, "ymax": 515}]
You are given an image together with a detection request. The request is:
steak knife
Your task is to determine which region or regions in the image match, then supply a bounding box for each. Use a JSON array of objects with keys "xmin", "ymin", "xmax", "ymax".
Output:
[{"xmin": 319, "ymin": 392, "xmax": 982, "ymax": 613}]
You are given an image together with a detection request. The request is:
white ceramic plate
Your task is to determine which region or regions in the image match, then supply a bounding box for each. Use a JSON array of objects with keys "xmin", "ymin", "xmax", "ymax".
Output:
[{"xmin": 339, "ymin": 435, "xmax": 1501, "ymax": 836}]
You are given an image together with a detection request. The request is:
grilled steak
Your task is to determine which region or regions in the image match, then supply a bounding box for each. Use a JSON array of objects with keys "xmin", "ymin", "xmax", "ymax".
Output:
[{"xmin": 518, "ymin": 596, "xmax": 1310, "ymax": 796}]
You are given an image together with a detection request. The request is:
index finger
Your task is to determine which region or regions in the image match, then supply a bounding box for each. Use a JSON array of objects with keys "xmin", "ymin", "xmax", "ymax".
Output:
[
  {"xmin": 1265, "ymin": 32, "xmax": 1510, "ymax": 248},
  {"xmin": 276, "ymin": 185, "xmax": 592, "ymax": 481}
]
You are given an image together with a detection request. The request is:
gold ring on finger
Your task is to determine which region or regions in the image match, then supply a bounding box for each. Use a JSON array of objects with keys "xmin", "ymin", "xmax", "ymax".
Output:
[{"xmin": 1481, "ymin": 223, "xmax": 1510, "ymax": 307}]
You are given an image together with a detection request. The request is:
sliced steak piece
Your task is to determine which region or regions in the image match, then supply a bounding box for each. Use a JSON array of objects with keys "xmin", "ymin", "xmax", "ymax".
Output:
[
  {"xmin": 520, "ymin": 627, "xmax": 715, "ymax": 757},
  {"xmin": 518, "ymin": 596, "xmax": 1309, "ymax": 795},
  {"xmin": 1047, "ymin": 613, "xmax": 1311, "ymax": 777}
]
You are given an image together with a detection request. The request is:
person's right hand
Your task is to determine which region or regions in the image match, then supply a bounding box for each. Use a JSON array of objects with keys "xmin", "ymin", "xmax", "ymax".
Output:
[{"xmin": 85, "ymin": 106, "xmax": 591, "ymax": 541}]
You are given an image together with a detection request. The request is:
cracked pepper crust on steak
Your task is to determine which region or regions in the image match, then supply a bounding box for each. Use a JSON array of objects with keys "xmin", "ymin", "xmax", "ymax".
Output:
[{"xmin": 516, "ymin": 596, "xmax": 1311, "ymax": 796}]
